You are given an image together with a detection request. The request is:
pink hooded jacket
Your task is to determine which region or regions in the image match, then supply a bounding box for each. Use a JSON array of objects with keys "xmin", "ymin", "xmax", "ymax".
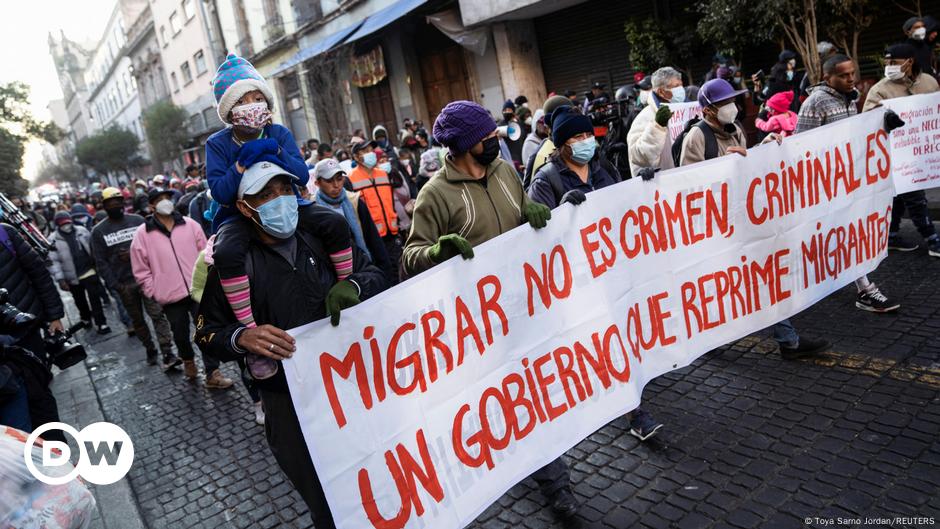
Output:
[
  {"xmin": 755, "ymin": 111, "xmax": 799, "ymax": 137},
  {"xmin": 130, "ymin": 215, "xmax": 207, "ymax": 305}
]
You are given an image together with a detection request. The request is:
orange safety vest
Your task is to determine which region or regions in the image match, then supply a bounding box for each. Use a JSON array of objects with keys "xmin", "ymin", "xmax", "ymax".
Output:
[{"xmin": 347, "ymin": 166, "xmax": 398, "ymax": 237}]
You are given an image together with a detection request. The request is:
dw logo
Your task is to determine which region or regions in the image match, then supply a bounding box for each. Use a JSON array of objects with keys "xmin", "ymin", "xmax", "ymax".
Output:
[{"xmin": 24, "ymin": 422, "xmax": 134, "ymax": 485}]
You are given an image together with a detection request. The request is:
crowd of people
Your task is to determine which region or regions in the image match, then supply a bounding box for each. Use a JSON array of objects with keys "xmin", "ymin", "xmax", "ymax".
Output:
[{"xmin": 1, "ymin": 13, "xmax": 938, "ymax": 529}]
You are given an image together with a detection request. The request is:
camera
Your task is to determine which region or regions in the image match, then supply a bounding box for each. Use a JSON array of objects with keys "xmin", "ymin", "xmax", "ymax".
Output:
[
  {"xmin": 0, "ymin": 288, "xmax": 37, "ymax": 339},
  {"xmin": 44, "ymin": 323, "xmax": 87, "ymax": 370},
  {"xmin": 586, "ymin": 97, "xmax": 619, "ymax": 127}
]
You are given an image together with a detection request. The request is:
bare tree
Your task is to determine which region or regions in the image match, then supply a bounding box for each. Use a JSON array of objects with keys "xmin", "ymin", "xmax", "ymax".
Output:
[
  {"xmin": 774, "ymin": 0, "xmax": 821, "ymax": 84},
  {"xmin": 891, "ymin": 0, "xmax": 922, "ymax": 16},
  {"xmin": 305, "ymin": 50, "xmax": 350, "ymax": 143}
]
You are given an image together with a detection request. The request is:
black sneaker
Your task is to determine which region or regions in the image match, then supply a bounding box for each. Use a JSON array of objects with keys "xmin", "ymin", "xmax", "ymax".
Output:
[
  {"xmin": 888, "ymin": 233, "xmax": 919, "ymax": 252},
  {"xmin": 928, "ymin": 236, "xmax": 940, "ymax": 258},
  {"xmin": 146, "ymin": 350, "xmax": 158, "ymax": 366},
  {"xmin": 629, "ymin": 409, "xmax": 664, "ymax": 441},
  {"xmin": 162, "ymin": 354, "xmax": 182, "ymax": 372},
  {"xmin": 856, "ymin": 288, "xmax": 899, "ymax": 313},
  {"xmin": 97, "ymin": 324, "xmax": 112, "ymax": 335},
  {"xmin": 780, "ymin": 337, "xmax": 831, "ymax": 360},
  {"xmin": 548, "ymin": 487, "xmax": 579, "ymax": 519}
]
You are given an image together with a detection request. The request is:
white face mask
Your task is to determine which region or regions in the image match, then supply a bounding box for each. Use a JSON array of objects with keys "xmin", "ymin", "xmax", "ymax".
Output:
[
  {"xmin": 716, "ymin": 103, "xmax": 737, "ymax": 125},
  {"xmin": 155, "ymin": 199, "xmax": 175, "ymax": 216},
  {"xmin": 669, "ymin": 86, "xmax": 686, "ymax": 103},
  {"xmin": 885, "ymin": 64, "xmax": 905, "ymax": 81},
  {"xmin": 912, "ymin": 27, "xmax": 926, "ymax": 40}
]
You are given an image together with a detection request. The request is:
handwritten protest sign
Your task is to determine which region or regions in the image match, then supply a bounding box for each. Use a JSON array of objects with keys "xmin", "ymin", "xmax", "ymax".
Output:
[
  {"xmin": 283, "ymin": 108, "xmax": 892, "ymax": 529},
  {"xmin": 882, "ymin": 92, "xmax": 940, "ymax": 194},
  {"xmin": 667, "ymin": 102, "xmax": 703, "ymax": 142}
]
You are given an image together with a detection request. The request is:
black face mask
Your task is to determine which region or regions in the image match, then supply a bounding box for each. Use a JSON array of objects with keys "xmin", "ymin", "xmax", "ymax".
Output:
[
  {"xmin": 106, "ymin": 207, "xmax": 125, "ymax": 220},
  {"xmin": 472, "ymin": 136, "xmax": 500, "ymax": 167}
]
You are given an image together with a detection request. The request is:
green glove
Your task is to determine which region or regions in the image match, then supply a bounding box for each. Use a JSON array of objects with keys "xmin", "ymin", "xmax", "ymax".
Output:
[
  {"xmin": 655, "ymin": 105, "xmax": 673, "ymax": 127},
  {"xmin": 523, "ymin": 201, "xmax": 552, "ymax": 229},
  {"xmin": 326, "ymin": 280, "xmax": 361, "ymax": 326},
  {"xmin": 429, "ymin": 234, "xmax": 474, "ymax": 263}
]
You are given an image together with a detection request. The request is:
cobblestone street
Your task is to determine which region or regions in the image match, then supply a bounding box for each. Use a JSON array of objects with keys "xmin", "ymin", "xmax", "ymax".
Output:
[{"xmin": 54, "ymin": 226, "xmax": 940, "ymax": 529}]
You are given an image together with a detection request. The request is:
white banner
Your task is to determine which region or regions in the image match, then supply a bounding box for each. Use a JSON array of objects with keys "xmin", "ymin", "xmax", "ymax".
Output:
[
  {"xmin": 883, "ymin": 92, "xmax": 940, "ymax": 194},
  {"xmin": 667, "ymin": 102, "xmax": 703, "ymax": 142},
  {"xmin": 283, "ymin": 108, "xmax": 893, "ymax": 529}
]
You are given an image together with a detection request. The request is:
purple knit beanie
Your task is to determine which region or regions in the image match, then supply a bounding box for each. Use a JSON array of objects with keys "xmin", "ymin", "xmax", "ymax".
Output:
[{"xmin": 432, "ymin": 101, "xmax": 496, "ymax": 154}]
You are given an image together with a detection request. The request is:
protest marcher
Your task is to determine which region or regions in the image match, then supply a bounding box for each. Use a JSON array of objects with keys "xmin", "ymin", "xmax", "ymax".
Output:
[
  {"xmin": 371, "ymin": 125, "xmax": 399, "ymax": 169},
  {"xmin": 521, "ymin": 109, "xmax": 547, "ymax": 173},
  {"xmin": 92, "ymin": 187, "xmax": 177, "ymax": 368},
  {"xmin": 681, "ymin": 79, "xmax": 830, "ymax": 359},
  {"xmin": 349, "ymin": 140, "xmax": 402, "ymax": 279},
  {"xmin": 795, "ymin": 54, "xmax": 900, "ymax": 312},
  {"xmin": 69, "ymin": 203, "xmax": 94, "ymax": 231},
  {"xmin": 904, "ymin": 17, "xmax": 935, "ymax": 77},
  {"xmin": 528, "ymin": 106, "xmax": 663, "ymax": 440},
  {"xmin": 755, "ymin": 91, "xmax": 798, "ymax": 139},
  {"xmin": 766, "ymin": 50, "xmax": 802, "ymax": 111},
  {"xmin": 176, "ymin": 178, "xmax": 200, "ymax": 216},
  {"xmin": 523, "ymin": 95, "xmax": 575, "ymax": 187},
  {"xmin": 626, "ymin": 66, "xmax": 685, "ymax": 177},
  {"xmin": 312, "ymin": 158, "xmax": 391, "ymax": 278},
  {"xmin": 130, "ymin": 188, "xmax": 232, "ymax": 388},
  {"xmin": 863, "ymin": 43, "xmax": 940, "ymax": 256},
  {"xmin": 402, "ymin": 100, "xmax": 578, "ymax": 518},
  {"xmin": 194, "ymin": 160, "xmax": 389, "ymax": 529},
  {"xmin": 378, "ymin": 148, "xmax": 414, "ymax": 236},
  {"xmin": 417, "ymin": 143, "xmax": 443, "ymax": 192},
  {"xmin": 47, "ymin": 212, "xmax": 111, "ymax": 334},
  {"xmin": 500, "ymin": 99, "xmax": 525, "ymax": 166}
]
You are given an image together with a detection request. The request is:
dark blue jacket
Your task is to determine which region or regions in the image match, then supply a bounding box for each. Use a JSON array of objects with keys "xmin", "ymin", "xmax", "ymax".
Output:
[
  {"xmin": 205, "ymin": 123, "xmax": 309, "ymax": 232},
  {"xmin": 527, "ymin": 156, "xmax": 619, "ymax": 209}
]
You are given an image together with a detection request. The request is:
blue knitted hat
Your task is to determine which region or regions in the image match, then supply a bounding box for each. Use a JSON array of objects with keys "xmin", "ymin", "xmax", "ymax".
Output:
[
  {"xmin": 550, "ymin": 106, "xmax": 593, "ymax": 146},
  {"xmin": 432, "ymin": 101, "xmax": 496, "ymax": 154},
  {"xmin": 212, "ymin": 53, "xmax": 275, "ymax": 124}
]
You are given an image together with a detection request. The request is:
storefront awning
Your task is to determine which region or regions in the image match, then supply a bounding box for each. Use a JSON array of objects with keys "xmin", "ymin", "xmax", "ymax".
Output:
[
  {"xmin": 270, "ymin": 21, "xmax": 364, "ymax": 77},
  {"xmin": 345, "ymin": 0, "xmax": 428, "ymax": 44}
]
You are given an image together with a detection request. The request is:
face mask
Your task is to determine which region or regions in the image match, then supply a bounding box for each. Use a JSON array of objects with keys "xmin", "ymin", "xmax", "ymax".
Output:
[
  {"xmin": 786, "ymin": 71, "xmax": 794, "ymax": 81},
  {"xmin": 247, "ymin": 195, "xmax": 298, "ymax": 239},
  {"xmin": 155, "ymin": 199, "xmax": 175, "ymax": 216},
  {"xmin": 361, "ymin": 152, "xmax": 377, "ymax": 168},
  {"xmin": 106, "ymin": 207, "xmax": 124, "ymax": 220},
  {"xmin": 378, "ymin": 162, "xmax": 392, "ymax": 173},
  {"xmin": 788, "ymin": 60, "xmax": 796, "ymax": 69},
  {"xmin": 401, "ymin": 159, "xmax": 411, "ymax": 167},
  {"xmin": 503, "ymin": 113, "xmax": 514, "ymax": 121},
  {"xmin": 471, "ymin": 136, "xmax": 500, "ymax": 167},
  {"xmin": 669, "ymin": 86, "xmax": 686, "ymax": 103},
  {"xmin": 733, "ymin": 76, "xmax": 743, "ymax": 86},
  {"xmin": 569, "ymin": 137, "xmax": 597, "ymax": 164},
  {"xmin": 59, "ymin": 224, "xmax": 74, "ymax": 234},
  {"xmin": 885, "ymin": 64, "xmax": 905, "ymax": 80},
  {"xmin": 912, "ymin": 27, "xmax": 926, "ymax": 40},
  {"xmin": 716, "ymin": 103, "xmax": 738, "ymax": 125},
  {"xmin": 230, "ymin": 102, "xmax": 271, "ymax": 131}
]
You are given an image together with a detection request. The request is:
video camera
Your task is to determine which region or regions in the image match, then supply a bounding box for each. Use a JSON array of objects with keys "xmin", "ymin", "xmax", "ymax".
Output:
[
  {"xmin": 0, "ymin": 288, "xmax": 87, "ymax": 370},
  {"xmin": 0, "ymin": 192, "xmax": 53, "ymax": 257}
]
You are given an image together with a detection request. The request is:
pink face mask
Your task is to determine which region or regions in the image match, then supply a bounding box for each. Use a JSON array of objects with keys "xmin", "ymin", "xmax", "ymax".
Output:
[{"xmin": 230, "ymin": 102, "xmax": 271, "ymax": 131}]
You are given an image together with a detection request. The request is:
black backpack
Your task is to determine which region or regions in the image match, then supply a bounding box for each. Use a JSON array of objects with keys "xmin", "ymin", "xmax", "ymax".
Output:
[{"xmin": 671, "ymin": 118, "xmax": 718, "ymax": 166}]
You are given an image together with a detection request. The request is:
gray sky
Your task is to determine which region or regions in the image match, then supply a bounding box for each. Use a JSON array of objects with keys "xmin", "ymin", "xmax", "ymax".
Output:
[{"xmin": 1, "ymin": 0, "xmax": 115, "ymax": 181}]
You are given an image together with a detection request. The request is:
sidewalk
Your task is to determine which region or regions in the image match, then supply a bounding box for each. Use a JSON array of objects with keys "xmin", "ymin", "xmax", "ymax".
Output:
[{"xmin": 49, "ymin": 224, "xmax": 940, "ymax": 529}]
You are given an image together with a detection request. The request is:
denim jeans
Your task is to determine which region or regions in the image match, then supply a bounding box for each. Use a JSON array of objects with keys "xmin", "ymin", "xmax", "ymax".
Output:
[{"xmin": 772, "ymin": 319, "xmax": 799, "ymax": 347}]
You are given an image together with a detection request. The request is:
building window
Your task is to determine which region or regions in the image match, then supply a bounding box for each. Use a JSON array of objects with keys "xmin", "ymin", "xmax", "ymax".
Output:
[
  {"xmin": 170, "ymin": 72, "xmax": 179, "ymax": 92},
  {"xmin": 180, "ymin": 61, "xmax": 193, "ymax": 85},
  {"xmin": 193, "ymin": 50, "xmax": 207, "ymax": 75},
  {"xmin": 182, "ymin": 0, "xmax": 195, "ymax": 21},
  {"xmin": 169, "ymin": 11, "xmax": 180, "ymax": 35},
  {"xmin": 160, "ymin": 26, "xmax": 167, "ymax": 47}
]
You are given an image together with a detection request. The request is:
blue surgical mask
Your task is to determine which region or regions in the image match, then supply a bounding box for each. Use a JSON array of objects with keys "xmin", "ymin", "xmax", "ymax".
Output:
[
  {"xmin": 247, "ymin": 195, "xmax": 298, "ymax": 239},
  {"xmin": 669, "ymin": 86, "xmax": 686, "ymax": 103},
  {"xmin": 570, "ymin": 137, "xmax": 597, "ymax": 164},
  {"xmin": 378, "ymin": 162, "xmax": 392, "ymax": 173},
  {"xmin": 361, "ymin": 152, "xmax": 377, "ymax": 168}
]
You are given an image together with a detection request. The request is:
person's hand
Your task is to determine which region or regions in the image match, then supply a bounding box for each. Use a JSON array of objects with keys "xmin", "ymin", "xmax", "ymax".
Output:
[
  {"xmin": 761, "ymin": 133, "xmax": 783, "ymax": 145},
  {"xmin": 560, "ymin": 189, "xmax": 587, "ymax": 206},
  {"xmin": 325, "ymin": 280, "xmax": 361, "ymax": 326},
  {"xmin": 884, "ymin": 109, "xmax": 905, "ymax": 133},
  {"xmin": 523, "ymin": 201, "xmax": 552, "ymax": 229},
  {"xmin": 654, "ymin": 105, "xmax": 673, "ymax": 127},
  {"xmin": 237, "ymin": 324, "xmax": 296, "ymax": 360},
  {"xmin": 58, "ymin": 280, "xmax": 70, "ymax": 292},
  {"xmin": 237, "ymin": 138, "xmax": 279, "ymax": 168},
  {"xmin": 48, "ymin": 320, "xmax": 64, "ymax": 334},
  {"xmin": 637, "ymin": 167, "xmax": 657, "ymax": 181},
  {"xmin": 726, "ymin": 146, "xmax": 748, "ymax": 157},
  {"xmin": 429, "ymin": 234, "xmax": 474, "ymax": 264},
  {"xmin": 236, "ymin": 161, "xmax": 246, "ymax": 174}
]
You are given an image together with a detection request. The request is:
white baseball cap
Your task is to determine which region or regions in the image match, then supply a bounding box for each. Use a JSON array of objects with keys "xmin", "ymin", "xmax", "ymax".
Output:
[
  {"xmin": 314, "ymin": 158, "xmax": 345, "ymax": 180},
  {"xmin": 237, "ymin": 161, "xmax": 298, "ymax": 199}
]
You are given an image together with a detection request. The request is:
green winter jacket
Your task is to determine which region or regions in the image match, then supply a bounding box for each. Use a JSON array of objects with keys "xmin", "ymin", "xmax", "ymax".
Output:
[{"xmin": 402, "ymin": 156, "xmax": 533, "ymax": 277}]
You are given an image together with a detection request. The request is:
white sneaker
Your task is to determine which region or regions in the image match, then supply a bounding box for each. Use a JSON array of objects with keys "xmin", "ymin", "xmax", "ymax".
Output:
[{"xmin": 253, "ymin": 402, "xmax": 265, "ymax": 426}]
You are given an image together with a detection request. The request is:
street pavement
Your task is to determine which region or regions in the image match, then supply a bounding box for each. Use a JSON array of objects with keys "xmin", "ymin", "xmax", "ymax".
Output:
[{"xmin": 51, "ymin": 224, "xmax": 940, "ymax": 529}]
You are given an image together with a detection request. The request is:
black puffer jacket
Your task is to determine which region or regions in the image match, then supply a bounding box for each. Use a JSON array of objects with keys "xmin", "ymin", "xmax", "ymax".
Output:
[
  {"xmin": 0, "ymin": 224, "xmax": 64, "ymax": 322},
  {"xmin": 194, "ymin": 218, "xmax": 389, "ymax": 392}
]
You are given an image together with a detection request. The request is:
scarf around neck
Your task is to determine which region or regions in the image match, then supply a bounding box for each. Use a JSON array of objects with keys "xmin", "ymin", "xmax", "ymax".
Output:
[{"xmin": 316, "ymin": 189, "xmax": 371, "ymax": 261}]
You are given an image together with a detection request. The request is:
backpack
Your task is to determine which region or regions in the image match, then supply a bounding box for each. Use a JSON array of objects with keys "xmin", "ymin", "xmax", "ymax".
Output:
[{"xmin": 671, "ymin": 118, "xmax": 718, "ymax": 166}]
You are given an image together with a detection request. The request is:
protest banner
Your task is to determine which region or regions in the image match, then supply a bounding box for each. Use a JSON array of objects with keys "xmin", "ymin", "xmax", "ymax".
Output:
[
  {"xmin": 283, "ymin": 108, "xmax": 892, "ymax": 529},
  {"xmin": 667, "ymin": 102, "xmax": 703, "ymax": 142},
  {"xmin": 882, "ymin": 92, "xmax": 940, "ymax": 194}
]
